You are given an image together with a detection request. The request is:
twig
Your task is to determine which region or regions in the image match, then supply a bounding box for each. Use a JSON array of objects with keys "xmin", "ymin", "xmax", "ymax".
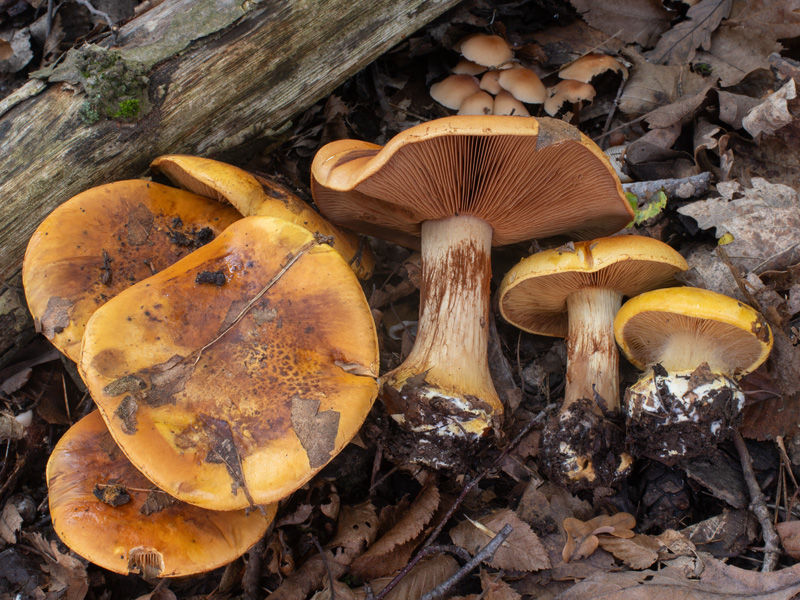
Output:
[
  {"xmin": 418, "ymin": 524, "xmax": 513, "ymax": 600},
  {"xmin": 312, "ymin": 535, "xmax": 335, "ymax": 600},
  {"xmin": 242, "ymin": 536, "xmax": 265, "ymax": 600},
  {"xmin": 732, "ymin": 430, "xmax": 781, "ymax": 571},
  {"xmin": 601, "ymin": 74, "xmax": 628, "ymax": 147}
]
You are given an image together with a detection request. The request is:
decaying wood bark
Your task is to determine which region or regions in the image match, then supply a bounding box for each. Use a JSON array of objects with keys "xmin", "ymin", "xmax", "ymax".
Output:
[{"xmin": 0, "ymin": 0, "xmax": 461, "ymax": 366}]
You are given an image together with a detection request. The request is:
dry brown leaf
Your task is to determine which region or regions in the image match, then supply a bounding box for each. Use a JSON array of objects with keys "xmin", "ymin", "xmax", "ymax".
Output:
[
  {"xmin": 351, "ymin": 481, "xmax": 439, "ymax": 579},
  {"xmin": 25, "ymin": 533, "xmax": 88, "ymax": 600},
  {"xmin": 450, "ymin": 509, "xmax": 550, "ymax": 572},
  {"xmin": 681, "ymin": 509, "xmax": 759, "ymax": 558},
  {"xmin": 777, "ymin": 521, "xmax": 800, "ymax": 559},
  {"xmin": 0, "ymin": 501, "xmax": 22, "ymax": 546},
  {"xmin": 553, "ymin": 552, "xmax": 800, "ymax": 600},
  {"xmin": 567, "ymin": 0, "xmax": 672, "ymax": 47},
  {"xmin": 718, "ymin": 90, "xmax": 762, "ymax": 129},
  {"xmin": 726, "ymin": 0, "xmax": 800, "ymax": 40},
  {"xmin": 619, "ymin": 49, "xmax": 708, "ymax": 118},
  {"xmin": 479, "ymin": 569, "xmax": 522, "ymax": 600},
  {"xmin": 354, "ymin": 554, "xmax": 459, "ymax": 600},
  {"xmin": 655, "ymin": 529, "xmax": 697, "ymax": 558},
  {"xmin": 694, "ymin": 24, "xmax": 781, "ymax": 87},
  {"xmin": 562, "ymin": 513, "xmax": 636, "ymax": 563},
  {"xmin": 678, "ymin": 178, "xmax": 800, "ymax": 274},
  {"xmin": 646, "ymin": 0, "xmax": 733, "ymax": 65},
  {"xmin": 743, "ymin": 79, "xmax": 797, "ymax": 141},
  {"xmin": 597, "ymin": 534, "xmax": 662, "ymax": 570}
]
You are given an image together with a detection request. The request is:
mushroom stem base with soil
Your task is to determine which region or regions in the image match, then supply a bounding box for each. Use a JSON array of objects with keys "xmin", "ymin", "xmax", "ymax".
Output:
[
  {"xmin": 380, "ymin": 215, "xmax": 502, "ymax": 468},
  {"xmin": 543, "ymin": 287, "xmax": 628, "ymax": 489},
  {"xmin": 625, "ymin": 364, "xmax": 745, "ymax": 463}
]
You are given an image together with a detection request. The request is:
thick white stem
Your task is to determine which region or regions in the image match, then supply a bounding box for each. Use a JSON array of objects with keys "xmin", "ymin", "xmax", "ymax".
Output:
[
  {"xmin": 381, "ymin": 215, "xmax": 501, "ymax": 439},
  {"xmin": 659, "ymin": 331, "xmax": 726, "ymax": 372},
  {"xmin": 564, "ymin": 287, "xmax": 622, "ymax": 412}
]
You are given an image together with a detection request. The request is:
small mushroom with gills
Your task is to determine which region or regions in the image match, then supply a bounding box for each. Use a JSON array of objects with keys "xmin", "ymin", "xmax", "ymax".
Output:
[
  {"xmin": 458, "ymin": 33, "xmax": 513, "ymax": 69},
  {"xmin": 497, "ymin": 236, "xmax": 688, "ymax": 487},
  {"xmin": 47, "ymin": 411, "xmax": 275, "ymax": 578},
  {"xmin": 544, "ymin": 79, "xmax": 597, "ymax": 119},
  {"xmin": 80, "ymin": 216, "xmax": 380, "ymax": 510},
  {"xmin": 311, "ymin": 115, "xmax": 634, "ymax": 468},
  {"xmin": 558, "ymin": 53, "xmax": 628, "ymax": 84},
  {"xmin": 614, "ymin": 287, "xmax": 773, "ymax": 462}
]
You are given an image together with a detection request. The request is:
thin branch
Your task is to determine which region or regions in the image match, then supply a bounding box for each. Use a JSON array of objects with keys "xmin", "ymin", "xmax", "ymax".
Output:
[
  {"xmin": 312, "ymin": 535, "xmax": 336, "ymax": 600},
  {"xmin": 732, "ymin": 430, "xmax": 781, "ymax": 571},
  {"xmin": 418, "ymin": 524, "xmax": 513, "ymax": 600}
]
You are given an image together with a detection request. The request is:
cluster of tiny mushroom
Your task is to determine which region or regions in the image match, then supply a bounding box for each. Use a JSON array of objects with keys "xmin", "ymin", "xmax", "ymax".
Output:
[
  {"xmin": 26, "ymin": 111, "xmax": 774, "ymax": 578},
  {"xmin": 430, "ymin": 33, "xmax": 628, "ymax": 118}
]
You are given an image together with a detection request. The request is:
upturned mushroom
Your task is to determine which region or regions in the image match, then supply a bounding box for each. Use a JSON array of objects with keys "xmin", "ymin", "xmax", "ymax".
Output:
[
  {"xmin": 23, "ymin": 180, "xmax": 241, "ymax": 362},
  {"xmin": 614, "ymin": 287, "xmax": 773, "ymax": 462},
  {"xmin": 497, "ymin": 236, "xmax": 688, "ymax": 487},
  {"xmin": 80, "ymin": 216, "xmax": 379, "ymax": 510},
  {"xmin": 48, "ymin": 411, "xmax": 275, "ymax": 577},
  {"xmin": 150, "ymin": 154, "xmax": 374, "ymax": 279},
  {"xmin": 311, "ymin": 115, "xmax": 633, "ymax": 468}
]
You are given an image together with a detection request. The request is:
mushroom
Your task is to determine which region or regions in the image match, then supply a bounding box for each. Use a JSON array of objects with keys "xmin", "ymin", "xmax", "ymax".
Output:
[
  {"xmin": 311, "ymin": 115, "xmax": 634, "ymax": 468},
  {"xmin": 497, "ymin": 66, "xmax": 546, "ymax": 106},
  {"xmin": 430, "ymin": 74, "xmax": 481, "ymax": 110},
  {"xmin": 23, "ymin": 180, "xmax": 241, "ymax": 362},
  {"xmin": 544, "ymin": 79, "xmax": 597, "ymax": 118},
  {"xmin": 150, "ymin": 154, "xmax": 374, "ymax": 279},
  {"xmin": 458, "ymin": 91, "xmax": 494, "ymax": 115},
  {"xmin": 558, "ymin": 53, "xmax": 629, "ymax": 83},
  {"xmin": 458, "ymin": 33, "xmax": 513, "ymax": 69},
  {"xmin": 614, "ymin": 286, "xmax": 773, "ymax": 462},
  {"xmin": 48, "ymin": 411, "xmax": 275, "ymax": 577},
  {"xmin": 80, "ymin": 216, "xmax": 380, "ymax": 510},
  {"xmin": 494, "ymin": 90, "xmax": 530, "ymax": 116},
  {"xmin": 497, "ymin": 236, "xmax": 688, "ymax": 486}
]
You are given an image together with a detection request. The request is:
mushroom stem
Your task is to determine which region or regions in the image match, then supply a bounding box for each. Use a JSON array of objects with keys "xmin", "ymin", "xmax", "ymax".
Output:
[
  {"xmin": 658, "ymin": 330, "xmax": 728, "ymax": 373},
  {"xmin": 381, "ymin": 215, "xmax": 502, "ymax": 443},
  {"xmin": 564, "ymin": 287, "xmax": 622, "ymax": 411}
]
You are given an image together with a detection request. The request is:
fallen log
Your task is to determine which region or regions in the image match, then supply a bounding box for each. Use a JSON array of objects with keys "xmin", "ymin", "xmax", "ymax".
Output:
[{"xmin": 0, "ymin": 0, "xmax": 461, "ymax": 366}]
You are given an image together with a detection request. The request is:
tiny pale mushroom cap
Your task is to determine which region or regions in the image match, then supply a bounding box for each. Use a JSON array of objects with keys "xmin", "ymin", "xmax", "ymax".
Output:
[
  {"xmin": 458, "ymin": 91, "xmax": 494, "ymax": 115},
  {"xmin": 47, "ymin": 411, "xmax": 275, "ymax": 578},
  {"xmin": 80, "ymin": 216, "xmax": 379, "ymax": 510},
  {"xmin": 544, "ymin": 80, "xmax": 597, "ymax": 116},
  {"xmin": 150, "ymin": 154, "xmax": 374, "ymax": 279},
  {"xmin": 494, "ymin": 91, "xmax": 529, "ymax": 116},
  {"xmin": 498, "ymin": 236, "xmax": 688, "ymax": 338},
  {"xmin": 497, "ymin": 67, "xmax": 546, "ymax": 104},
  {"xmin": 459, "ymin": 33, "xmax": 513, "ymax": 68},
  {"xmin": 452, "ymin": 58, "xmax": 486, "ymax": 76},
  {"xmin": 614, "ymin": 287, "xmax": 773, "ymax": 377},
  {"xmin": 430, "ymin": 74, "xmax": 480, "ymax": 110},
  {"xmin": 558, "ymin": 53, "xmax": 628, "ymax": 83},
  {"xmin": 23, "ymin": 180, "xmax": 241, "ymax": 362},
  {"xmin": 479, "ymin": 70, "xmax": 503, "ymax": 95}
]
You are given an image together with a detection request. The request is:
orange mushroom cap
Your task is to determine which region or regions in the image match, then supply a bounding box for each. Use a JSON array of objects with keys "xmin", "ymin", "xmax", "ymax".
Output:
[
  {"xmin": 23, "ymin": 181, "xmax": 241, "ymax": 362},
  {"xmin": 459, "ymin": 34, "xmax": 513, "ymax": 68},
  {"xmin": 80, "ymin": 216, "xmax": 379, "ymax": 510},
  {"xmin": 47, "ymin": 411, "xmax": 275, "ymax": 577},
  {"xmin": 497, "ymin": 67, "xmax": 546, "ymax": 104},
  {"xmin": 150, "ymin": 154, "xmax": 374, "ymax": 279}
]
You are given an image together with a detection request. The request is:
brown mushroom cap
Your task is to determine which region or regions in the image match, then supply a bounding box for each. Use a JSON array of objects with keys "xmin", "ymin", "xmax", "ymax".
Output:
[
  {"xmin": 458, "ymin": 91, "xmax": 494, "ymax": 115},
  {"xmin": 459, "ymin": 34, "xmax": 513, "ymax": 68},
  {"xmin": 452, "ymin": 59, "xmax": 486, "ymax": 76},
  {"xmin": 479, "ymin": 70, "xmax": 503, "ymax": 95},
  {"xmin": 150, "ymin": 154, "xmax": 374, "ymax": 279},
  {"xmin": 498, "ymin": 236, "xmax": 688, "ymax": 337},
  {"xmin": 494, "ymin": 90, "xmax": 530, "ymax": 116},
  {"xmin": 80, "ymin": 216, "xmax": 379, "ymax": 510},
  {"xmin": 544, "ymin": 80, "xmax": 597, "ymax": 117},
  {"xmin": 614, "ymin": 287, "xmax": 773, "ymax": 376},
  {"xmin": 23, "ymin": 181, "xmax": 241, "ymax": 362},
  {"xmin": 430, "ymin": 74, "xmax": 481, "ymax": 110},
  {"xmin": 497, "ymin": 67, "xmax": 546, "ymax": 104},
  {"xmin": 311, "ymin": 115, "xmax": 633, "ymax": 249},
  {"xmin": 47, "ymin": 411, "xmax": 275, "ymax": 577},
  {"xmin": 558, "ymin": 54, "xmax": 628, "ymax": 83}
]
